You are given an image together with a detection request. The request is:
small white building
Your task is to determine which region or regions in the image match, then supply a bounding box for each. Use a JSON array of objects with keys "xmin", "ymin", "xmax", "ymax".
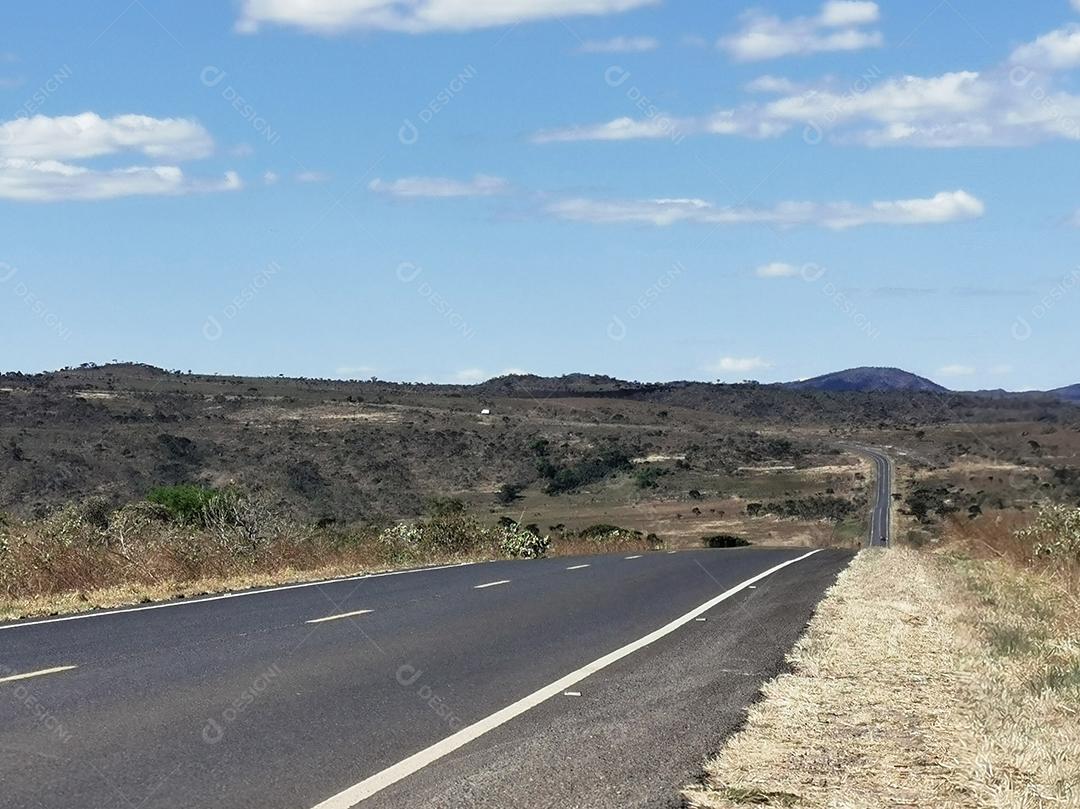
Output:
[{"xmin": 480, "ymin": 408, "xmax": 491, "ymax": 416}]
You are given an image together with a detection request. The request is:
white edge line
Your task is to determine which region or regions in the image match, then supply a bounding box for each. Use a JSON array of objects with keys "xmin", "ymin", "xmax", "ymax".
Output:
[
  {"xmin": 309, "ymin": 549, "xmax": 823, "ymax": 809},
  {"xmin": 0, "ymin": 562, "xmax": 476, "ymax": 632},
  {"xmin": 472, "ymin": 580, "xmax": 511, "ymax": 590},
  {"xmin": 305, "ymin": 610, "xmax": 374, "ymax": 625},
  {"xmin": 0, "ymin": 665, "xmax": 79, "ymax": 685}
]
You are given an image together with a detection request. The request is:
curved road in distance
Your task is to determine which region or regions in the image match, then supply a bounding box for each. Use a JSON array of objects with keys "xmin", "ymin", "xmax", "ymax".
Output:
[{"xmin": 846, "ymin": 444, "xmax": 893, "ymax": 547}]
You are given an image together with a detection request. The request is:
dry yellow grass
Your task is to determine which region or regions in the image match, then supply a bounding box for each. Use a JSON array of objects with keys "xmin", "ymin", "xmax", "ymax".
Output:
[{"xmin": 684, "ymin": 547, "xmax": 1080, "ymax": 808}]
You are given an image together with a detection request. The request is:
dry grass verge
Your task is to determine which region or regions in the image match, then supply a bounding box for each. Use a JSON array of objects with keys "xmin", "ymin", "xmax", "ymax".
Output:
[
  {"xmin": 684, "ymin": 546, "xmax": 1080, "ymax": 808},
  {"xmin": 0, "ymin": 502, "xmax": 655, "ymax": 622}
]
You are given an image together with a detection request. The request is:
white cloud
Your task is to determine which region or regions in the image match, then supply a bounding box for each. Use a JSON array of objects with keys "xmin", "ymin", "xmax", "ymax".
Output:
[
  {"xmin": 0, "ymin": 159, "xmax": 240, "ymax": 202},
  {"xmin": 0, "ymin": 112, "xmax": 238, "ymax": 202},
  {"xmin": 263, "ymin": 170, "xmax": 280, "ymax": 185},
  {"xmin": 546, "ymin": 190, "xmax": 984, "ymax": 229},
  {"xmin": 578, "ymin": 35, "xmax": 658, "ymax": 53},
  {"xmin": 237, "ymin": 0, "xmax": 660, "ymax": 34},
  {"xmin": 755, "ymin": 261, "xmax": 800, "ymax": 277},
  {"xmin": 535, "ymin": 20, "xmax": 1080, "ymax": 149},
  {"xmin": 369, "ymin": 174, "xmax": 509, "ymax": 198},
  {"xmin": 706, "ymin": 356, "xmax": 772, "ymax": 374},
  {"xmin": 819, "ymin": 0, "xmax": 879, "ymax": 26},
  {"xmin": 295, "ymin": 170, "xmax": 330, "ymax": 183},
  {"xmin": 719, "ymin": 1, "xmax": 883, "ymax": 62},
  {"xmin": 0, "ymin": 113, "xmax": 213, "ymax": 161},
  {"xmin": 938, "ymin": 364, "xmax": 976, "ymax": 377},
  {"xmin": 989, "ymin": 364, "xmax": 1014, "ymax": 376},
  {"xmin": 536, "ymin": 62, "xmax": 1080, "ymax": 148},
  {"xmin": 532, "ymin": 115, "xmax": 684, "ymax": 143},
  {"xmin": 745, "ymin": 75, "xmax": 799, "ymax": 93},
  {"xmin": 1010, "ymin": 23, "xmax": 1080, "ymax": 70}
]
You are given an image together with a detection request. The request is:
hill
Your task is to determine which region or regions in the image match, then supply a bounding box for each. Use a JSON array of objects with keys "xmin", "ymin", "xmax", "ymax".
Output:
[
  {"xmin": 782, "ymin": 367, "xmax": 949, "ymax": 393},
  {"xmin": 1052, "ymin": 384, "xmax": 1080, "ymax": 403}
]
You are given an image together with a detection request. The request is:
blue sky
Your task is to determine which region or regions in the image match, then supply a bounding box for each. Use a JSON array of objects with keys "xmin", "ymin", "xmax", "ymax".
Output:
[{"xmin": 2, "ymin": 0, "xmax": 1079, "ymax": 389}]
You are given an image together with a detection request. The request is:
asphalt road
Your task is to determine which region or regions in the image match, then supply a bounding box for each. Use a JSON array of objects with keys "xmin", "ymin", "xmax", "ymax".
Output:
[
  {"xmin": 0, "ymin": 548, "xmax": 852, "ymax": 808},
  {"xmin": 847, "ymin": 445, "xmax": 893, "ymax": 547}
]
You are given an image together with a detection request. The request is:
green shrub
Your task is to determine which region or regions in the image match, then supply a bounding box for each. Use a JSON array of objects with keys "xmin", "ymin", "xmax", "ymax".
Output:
[
  {"xmin": 578, "ymin": 523, "xmax": 642, "ymax": 543},
  {"xmin": 634, "ymin": 466, "xmax": 668, "ymax": 489},
  {"xmin": 1016, "ymin": 505, "xmax": 1080, "ymax": 562},
  {"xmin": 426, "ymin": 496, "xmax": 466, "ymax": 518},
  {"xmin": 540, "ymin": 447, "xmax": 633, "ymax": 495},
  {"xmin": 147, "ymin": 485, "xmax": 221, "ymax": 525},
  {"xmin": 499, "ymin": 523, "xmax": 550, "ymax": 559}
]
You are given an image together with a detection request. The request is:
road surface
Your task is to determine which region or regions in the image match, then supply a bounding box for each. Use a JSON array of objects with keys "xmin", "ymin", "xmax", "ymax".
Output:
[
  {"xmin": 1, "ymin": 548, "xmax": 852, "ymax": 808},
  {"xmin": 846, "ymin": 444, "xmax": 893, "ymax": 547}
]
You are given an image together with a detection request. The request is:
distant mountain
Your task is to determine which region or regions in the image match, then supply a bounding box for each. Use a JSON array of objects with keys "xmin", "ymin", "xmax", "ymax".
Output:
[
  {"xmin": 1052, "ymin": 384, "xmax": 1080, "ymax": 403},
  {"xmin": 783, "ymin": 367, "xmax": 949, "ymax": 394}
]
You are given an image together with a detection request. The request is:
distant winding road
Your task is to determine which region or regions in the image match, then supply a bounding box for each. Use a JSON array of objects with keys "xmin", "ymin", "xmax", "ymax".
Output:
[
  {"xmin": 0, "ymin": 545, "xmax": 853, "ymax": 808},
  {"xmin": 847, "ymin": 444, "xmax": 894, "ymax": 547}
]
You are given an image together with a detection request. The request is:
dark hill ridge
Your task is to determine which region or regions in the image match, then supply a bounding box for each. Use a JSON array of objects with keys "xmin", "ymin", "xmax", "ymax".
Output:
[
  {"xmin": 782, "ymin": 367, "xmax": 949, "ymax": 394},
  {"xmin": 1053, "ymin": 384, "xmax": 1080, "ymax": 403}
]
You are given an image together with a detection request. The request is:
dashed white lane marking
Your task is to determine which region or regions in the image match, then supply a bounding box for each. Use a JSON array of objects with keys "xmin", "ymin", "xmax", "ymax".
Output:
[
  {"xmin": 305, "ymin": 610, "xmax": 374, "ymax": 625},
  {"xmin": 0, "ymin": 665, "xmax": 79, "ymax": 685},
  {"xmin": 473, "ymin": 580, "xmax": 511, "ymax": 590},
  {"xmin": 562, "ymin": 691, "xmax": 582, "ymax": 697},
  {"xmin": 565, "ymin": 564, "xmax": 591, "ymax": 571},
  {"xmin": 624, "ymin": 555, "xmax": 643, "ymax": 560},
  {"xmin": 0, "ymin": 562, "xmax": 477, "ymax": 631},
  {"xmin": 695, "ymin": 618, "xmax": 708, "ymax": 622},
  {"xmin": 309, "ymin": 549, "xmax": 823, "ymax": 808}
]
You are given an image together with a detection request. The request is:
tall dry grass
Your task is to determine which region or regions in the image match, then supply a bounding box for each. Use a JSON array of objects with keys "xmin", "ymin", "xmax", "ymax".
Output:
[{"xmin": 0, "ymin": 498, "xmax": 655, "ymax": 622}]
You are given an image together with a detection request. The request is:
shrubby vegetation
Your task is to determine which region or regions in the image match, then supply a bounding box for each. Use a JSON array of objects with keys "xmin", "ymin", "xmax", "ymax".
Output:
[
  {"xmin": 747, "ymin": 495, "xmax": 857, "ymax": 523},
  {"xmin": 4, "ymin": 487, "xmax": 670, "ymax": 616},
  {"xmin": 1016, "ymin": 505, "xmax": 1080, "ymax": 562},
  {"xmin": 536, "ymin": 446, "xmax": 633, "ymax": 495},
  {"xmin": 702, "ymin": 534, "xmax": 751, "ymax": 548}
]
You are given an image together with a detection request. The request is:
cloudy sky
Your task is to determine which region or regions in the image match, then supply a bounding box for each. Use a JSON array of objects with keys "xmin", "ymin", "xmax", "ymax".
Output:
[{"xmin": 2, "ymin": 1, "xmax": 1079, "ymax": 389}]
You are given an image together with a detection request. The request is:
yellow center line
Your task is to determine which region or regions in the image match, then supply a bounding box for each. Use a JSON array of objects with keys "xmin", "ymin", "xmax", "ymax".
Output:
[
  {"xmin": 0, "ymin": 665, "xmax": 79, "ymax": 685},
  {"xmin": 305, "ymin": 610, "xmax": 374, "ymax": 624}
]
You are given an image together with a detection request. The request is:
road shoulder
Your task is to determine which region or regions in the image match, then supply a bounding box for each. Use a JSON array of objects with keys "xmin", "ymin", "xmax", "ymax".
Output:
[{"xmin": 684, "ymin": 547, "xmax": 1080, "ymax": 808}]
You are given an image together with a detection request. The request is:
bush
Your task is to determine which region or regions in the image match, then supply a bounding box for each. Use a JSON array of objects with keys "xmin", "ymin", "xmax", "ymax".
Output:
[
  {"xmin": 578, "ymin": 523, "xmax": 643, "ymax": 543},
  {"xmin": 499, "ymin": 523, "xmax": 550, "ymax": 559},
  {"xmin": 540, "ymin": 447, "xmax": 633, "ymax": 495},
  {"xmin": 634, "ymin": 466, "xmax": 668, "ymax": 489},
  {"xmin": 377, "ymin": 513, "xmax": 489, "ymax": 563},
  {"xmin": 426, "ymin": 496, "xmax": 466, "ymax": 518},
  {"xmin": 703, "ymin": 534, "xmax": 751, "ymax": 548},
  {"xmin": 1016, "ymin": 505, "xmax": 1080, "ymax": 562},
  {"xmin": 495, "ymin": 483, "xmax": 523, "ymax": 505},
  {"xmin": 147, "ymin": 485, "xmax": 220, "ymax": 525}
]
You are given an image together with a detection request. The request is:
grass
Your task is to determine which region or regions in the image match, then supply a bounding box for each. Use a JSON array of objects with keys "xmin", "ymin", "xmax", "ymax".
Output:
[
  {"xmin": 684, "ymin": 533, "xmax": 1080, "ymax": 808},
  {"xmin": 0, "ymin": 505, "xmax": 656, "ymax": 622}
]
